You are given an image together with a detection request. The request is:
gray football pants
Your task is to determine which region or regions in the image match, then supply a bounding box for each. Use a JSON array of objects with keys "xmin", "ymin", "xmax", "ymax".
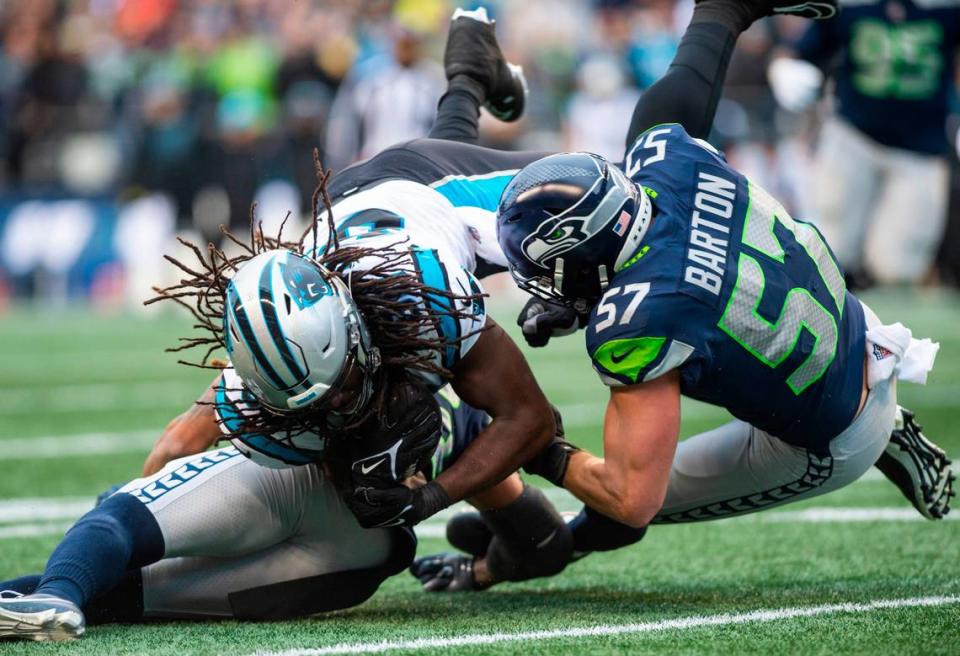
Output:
[
  {"xmin": 117, "ymin": 448, "xmax": 393, "ymax": 618},
  {"xmin": 653, "ymin": 373, "xmax": 895, "ymax": 523}
]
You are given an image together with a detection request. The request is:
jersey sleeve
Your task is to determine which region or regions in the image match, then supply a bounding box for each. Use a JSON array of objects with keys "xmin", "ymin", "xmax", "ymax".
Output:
[
  {"xmin": 429, "ymin": 385, "xmax": 491, "ymax": 478},
  {"xmin": 585, "ymin": 285, "xmax": 699, "ymax": 387},
  {"xmin": 410, "ymin": 246, "xmax": 488, "ymax": 371}
]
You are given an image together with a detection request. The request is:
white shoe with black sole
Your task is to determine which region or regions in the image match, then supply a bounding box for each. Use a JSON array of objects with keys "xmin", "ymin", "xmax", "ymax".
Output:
[
  {"xmin": 0, "ymin": 592, "xmax": 86, "ymax": 641},
  {"xmin": 875, "ymin": 406, "xmax": 955, "ymax": 520}
]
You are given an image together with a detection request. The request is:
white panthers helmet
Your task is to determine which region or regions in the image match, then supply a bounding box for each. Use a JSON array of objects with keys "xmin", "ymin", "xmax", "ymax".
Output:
[{"xmin": 223, "ymin": 249, "xmax": 380, "ymax": 415}]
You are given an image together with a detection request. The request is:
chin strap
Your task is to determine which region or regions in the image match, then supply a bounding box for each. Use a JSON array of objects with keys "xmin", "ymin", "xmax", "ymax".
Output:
[{"xmin": 552, "ymin": 258, "xmax": 565, "ymax": 297}]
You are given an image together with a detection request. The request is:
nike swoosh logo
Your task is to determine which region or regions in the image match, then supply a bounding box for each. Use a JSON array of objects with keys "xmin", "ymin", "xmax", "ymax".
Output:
[
  {"xmin": 610, "ymin": 347, "xmax": 636, "ymax": 364},
  {"xmin": 536, "ymin": 529, "xmax": 558, "ymax": 549},
  {"xmin": 361, "ymin": 458, "xmax": 386, "ymax": 475}
]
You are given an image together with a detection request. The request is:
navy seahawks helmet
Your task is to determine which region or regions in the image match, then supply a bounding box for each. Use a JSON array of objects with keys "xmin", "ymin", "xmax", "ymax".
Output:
[{"xmin": 496, "ymin": 152, "xmax": 652, "ymax": 311}]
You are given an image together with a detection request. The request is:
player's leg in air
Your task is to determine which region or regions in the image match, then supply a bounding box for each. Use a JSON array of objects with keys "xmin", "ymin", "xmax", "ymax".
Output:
[{"xmin": 427, "ymin": 7, "xmax": 527, "ymax": 145}]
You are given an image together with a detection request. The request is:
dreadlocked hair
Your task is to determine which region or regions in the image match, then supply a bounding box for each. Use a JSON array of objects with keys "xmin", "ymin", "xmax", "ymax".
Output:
[{"xmin": 146, "ymin": 151, "xmax": 486, "ymax": 439}]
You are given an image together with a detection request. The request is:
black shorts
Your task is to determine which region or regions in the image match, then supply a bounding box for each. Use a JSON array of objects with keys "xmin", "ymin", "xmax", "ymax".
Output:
[{"xmin": 328, "ymin": 138, "xmax": 550, "ymax": 201}]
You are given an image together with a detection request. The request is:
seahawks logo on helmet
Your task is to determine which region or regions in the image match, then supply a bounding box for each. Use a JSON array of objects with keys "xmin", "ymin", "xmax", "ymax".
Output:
[
  {"xmin": 521, "ymin": 215, "xmax": 592, "ymax": 267},
  {"xmin": 519, "ymin": 164, "xmax": 634, "ymax": 269}
]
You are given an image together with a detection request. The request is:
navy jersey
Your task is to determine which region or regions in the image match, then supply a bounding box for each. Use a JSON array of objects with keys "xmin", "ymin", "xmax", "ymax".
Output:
[
  {"xmin": 586, "ymin": 124, "xmax": 866, "ymax": 448},
  {"xmin": 795, "ymin": 0, "xmax": 960, "ymax": 155}
]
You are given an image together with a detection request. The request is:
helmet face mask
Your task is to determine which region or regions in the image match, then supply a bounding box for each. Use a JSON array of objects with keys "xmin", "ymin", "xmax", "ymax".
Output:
[
  {"xmin": 498, "ymin": 153, "xmax": 651, "ymax": 312},
  {"xmin": 223, "ymin": 250, "xmax": 380, "ymax": 418}
]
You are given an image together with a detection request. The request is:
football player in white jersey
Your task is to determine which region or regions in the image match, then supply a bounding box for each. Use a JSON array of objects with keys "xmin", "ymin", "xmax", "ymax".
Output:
[
  {"xmin": 0, "ymin": 11, "xmax": 579, "ymax": 640},
  {"xmin": 0, "ymin": 386, "xmax": 572, "ymax": 640}
]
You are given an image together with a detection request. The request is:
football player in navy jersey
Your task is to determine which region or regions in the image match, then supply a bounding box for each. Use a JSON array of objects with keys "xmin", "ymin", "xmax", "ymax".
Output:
[
  {"xmin": 769, "ymin": 0, "xmax": 960, "ymax": 286},
  {"xmin": 404, "ymin": 0, "xmax": 950, "ymax": 590},
  {"xmin": 490, "ymin": 0, "xmax": 955, "ymax": 546}
]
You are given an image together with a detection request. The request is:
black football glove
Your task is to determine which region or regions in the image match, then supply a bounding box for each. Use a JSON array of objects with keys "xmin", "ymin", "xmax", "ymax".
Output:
[
  {"xmin": 522, "ymin": 406, "xmax": 581, "ymax": 487},
  {"xmin": 516, "ymin": 297, "xmax": 585, "ymax": 348},
  {"xmin": 347, "ymin": 381, "xmax": 442, "ymax": 484},
  {"xmin": 410, "ymin": 552, "xmax": 488, "ymax": 592},
  {"xmin": 346, "ymin": 479, "xmax": 451, "ymax": 529}
]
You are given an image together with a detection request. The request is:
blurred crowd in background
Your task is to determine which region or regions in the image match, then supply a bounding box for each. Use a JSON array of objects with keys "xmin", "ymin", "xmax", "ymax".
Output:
[{"xmin": 0, "ymin": 0, "xmax": 958, "ymax": 309}]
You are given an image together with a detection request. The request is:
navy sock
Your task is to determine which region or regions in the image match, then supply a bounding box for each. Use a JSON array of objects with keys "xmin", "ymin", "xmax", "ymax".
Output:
[{"xmin": 35, "ymin": 493, "xmax": 164, "ymax": 608}]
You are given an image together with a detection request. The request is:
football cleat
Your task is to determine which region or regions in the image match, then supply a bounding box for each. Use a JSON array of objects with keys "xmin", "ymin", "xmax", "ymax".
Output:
[
  {"xmin": 0, "ymin": 592, "xmax": 86, "ymax": 641},
  {"xmin": 695, "ymin": 0, "xmax": 838, "ymax": 20},
  {"xmin": 445, "ymin": 7, "xmax": 528, "ymax": 122},
  {"xmin": 875, "ymin": 407, "xmax": 955, "ymax": 520}
]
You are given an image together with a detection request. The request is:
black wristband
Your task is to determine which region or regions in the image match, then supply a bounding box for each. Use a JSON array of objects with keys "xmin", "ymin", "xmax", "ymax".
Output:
[{"xmin": 413, "ymin": 481, "xmax": 452, "ymax": 523}]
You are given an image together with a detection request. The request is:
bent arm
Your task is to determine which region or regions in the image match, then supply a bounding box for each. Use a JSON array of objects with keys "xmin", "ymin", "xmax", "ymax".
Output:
[
  {"xmin": 439, "ymin": 318, "xmax": 556, "ymax": 503},
  {"xmin": 142, "ymin": 377, "xmax": 223, "ymax": 475},
  {"xmin": 562, "ymin": 371, "xmax": 681, "ymax": 528}
]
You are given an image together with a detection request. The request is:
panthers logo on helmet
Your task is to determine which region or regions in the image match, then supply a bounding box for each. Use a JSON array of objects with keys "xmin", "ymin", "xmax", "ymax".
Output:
[{"xmin": 278, "ymin": 255, "xmax": 332, "ymax": 310}]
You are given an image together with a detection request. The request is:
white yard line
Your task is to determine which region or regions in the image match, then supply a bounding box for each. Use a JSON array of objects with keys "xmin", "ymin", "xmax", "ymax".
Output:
[
  {"xmin": 0, "ymin": 497, "xmax": 92, "ymax": 522},
  {"xmin": 0, "ymin": 381, "xmax": 191, "ymax": 414},
  {"xmin": 0, "ymin": 521, "xmax": 71, "ymax": 540},
  {"xmin": 0, "ymin": 495, "xmax": 953, "ymax": 543},
  {"xmin": 250, "ymin": 595, "xmax": 960, "ymax": 656},
  {"xmin": 0, "ymin": 430, "xmax": 158, "ymax": 460}
]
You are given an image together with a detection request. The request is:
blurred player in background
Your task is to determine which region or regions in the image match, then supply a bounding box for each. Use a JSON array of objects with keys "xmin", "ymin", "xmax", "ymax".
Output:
[
  {"xmin": 324, "ymin": 12, "xmax": 445, "ymax": 170},
  {"xmin": 769, "ymin": 0, "xmax": 960, "ymax": 286}
]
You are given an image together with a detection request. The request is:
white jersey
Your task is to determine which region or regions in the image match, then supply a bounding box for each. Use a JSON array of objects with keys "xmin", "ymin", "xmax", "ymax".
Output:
[
  {"xmin": 216, "ymin": 214, "xmax": 488, "ymax": 468},
  {"xmin": 324, "ymin": 179, "xmax": 506, "ymax": 274}
]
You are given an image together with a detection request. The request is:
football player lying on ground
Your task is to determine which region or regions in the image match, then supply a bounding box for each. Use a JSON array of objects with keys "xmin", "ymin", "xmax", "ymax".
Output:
[
  {"xmin": 0, "ymin": 12, "xmax": 573, "ymax": 637},
  {"xmin": 408, "ymin": 0, "xmax": 956, "ymax": 590},
  {"xmin": 0, "ymin": 385, "xmax": 572, "ymax": 640}
]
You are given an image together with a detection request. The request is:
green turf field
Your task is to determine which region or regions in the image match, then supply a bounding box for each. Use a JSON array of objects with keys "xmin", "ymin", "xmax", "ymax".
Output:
[{"xmin": 0, "ymin": 289, "xmax": 958, "ymax": 655}]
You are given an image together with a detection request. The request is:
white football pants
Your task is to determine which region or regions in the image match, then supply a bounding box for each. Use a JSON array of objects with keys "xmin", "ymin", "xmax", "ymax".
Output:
[
  {"xmin": 813, "ymin": 115, "xmax": 948, "ymax": 284},
  {"xmin": 653, "ymin": 304, "xmax": 897, "ymax": 523},
  {"xmin": 117, "ymin": 449, "xmax": 393, "ymax": 618}
]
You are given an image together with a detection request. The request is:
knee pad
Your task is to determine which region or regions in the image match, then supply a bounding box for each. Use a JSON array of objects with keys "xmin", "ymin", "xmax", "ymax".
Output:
[{"xmin": 481, "ymin": 485, "xmax": 573, "ymax": 582}]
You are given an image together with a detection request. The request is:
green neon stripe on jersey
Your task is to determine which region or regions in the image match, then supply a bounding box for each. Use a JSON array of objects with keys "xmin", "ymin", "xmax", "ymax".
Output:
[
  {"xmin": 592, "ymin": 337, "xmax": 666, "ymax": 384},
  {"xmin": 619, "ymin": 245, "xmax": 650, "ymax": 272}
]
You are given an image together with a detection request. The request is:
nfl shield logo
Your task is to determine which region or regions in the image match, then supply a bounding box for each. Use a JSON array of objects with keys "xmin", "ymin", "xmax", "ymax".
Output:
[{"xmin": 612, "ymin": 210, "xmax": 631, "ymax": 236}]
